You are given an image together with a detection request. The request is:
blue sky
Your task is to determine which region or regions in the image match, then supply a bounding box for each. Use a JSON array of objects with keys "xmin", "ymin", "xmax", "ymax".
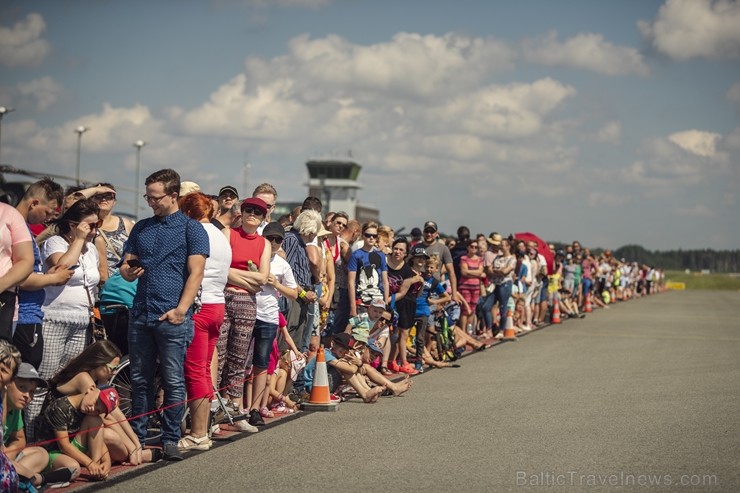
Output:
[{"xmin": 1, "ymin": 0, "xmax": 739, "ymax": 250}]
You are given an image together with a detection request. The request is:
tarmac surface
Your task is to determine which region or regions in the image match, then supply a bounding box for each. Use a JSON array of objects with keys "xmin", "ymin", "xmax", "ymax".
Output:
[{"xmin": 78, "ymin": 290, "xmax": 740, "ymax": 492}]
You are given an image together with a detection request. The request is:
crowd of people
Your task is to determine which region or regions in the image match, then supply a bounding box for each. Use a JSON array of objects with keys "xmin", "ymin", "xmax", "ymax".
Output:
[{"xmin": 0, "ymin": 169, "xmax": 665, "ymax": 490}]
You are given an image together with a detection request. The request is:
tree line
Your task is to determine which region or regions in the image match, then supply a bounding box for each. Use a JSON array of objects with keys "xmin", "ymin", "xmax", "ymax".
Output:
[{"xmin": 612, "ymin": 245, "xmax": 740, "ymax": 273}]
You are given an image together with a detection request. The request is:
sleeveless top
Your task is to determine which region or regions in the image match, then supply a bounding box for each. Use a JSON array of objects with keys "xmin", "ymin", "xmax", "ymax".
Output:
[
  {"xmin": 101, "ymin": 216, "xmax": 128, "ymax": 276},
  {"xmin": 227, "ymin": 228, "xmax": 265, "ymax": 290}
]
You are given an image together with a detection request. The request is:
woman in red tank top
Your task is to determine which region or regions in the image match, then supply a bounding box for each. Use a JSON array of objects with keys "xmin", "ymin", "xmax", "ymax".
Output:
[{"xmin": 216, "ymin": 197, "xmax": 271, "ymax": 428}]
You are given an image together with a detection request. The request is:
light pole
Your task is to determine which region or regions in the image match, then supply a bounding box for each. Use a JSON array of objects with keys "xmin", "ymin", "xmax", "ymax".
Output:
[
  {"xmin": 74, "ymin": 126, "xmax": 89, "ymax": 185},
  {"xmin": 133, "ymin": 140, "xmax": 146, "ymax": 220},
  {"xmin": 0, "ymin": 106, "xmax": 15, "ymax": 166}
]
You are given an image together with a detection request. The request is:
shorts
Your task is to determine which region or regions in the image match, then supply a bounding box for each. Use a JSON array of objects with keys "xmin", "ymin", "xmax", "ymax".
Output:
[
  {"xmin": 47, "ymin": 437, "xmax": 87, "ymax": 470},
  {"xmin": 395, "ymin": 299, "xmax": 416, "ymax": 329},
  {"xmin": 538, "ymin": 277, "xmax": 549, "ymax": 303},
  {"xmin": 458, "ymin": 285, "xmax": 481, "ymax": 316}
]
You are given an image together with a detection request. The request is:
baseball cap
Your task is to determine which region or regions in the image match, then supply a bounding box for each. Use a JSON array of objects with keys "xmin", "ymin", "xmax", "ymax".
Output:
[
  {"xmin": 16, "ymin": 362, "xmax": 47, "ymax": 388},
  {"xmin": 423, "ymin": 221, "xmax": 438, "ymax": 232},
  {"xmin": 367, "ymin": 341, "xmax": 383, "ymax": 354},
  {"xmin": 332, "ymin": 332, "xmax": 353, "ymax": 348},
  {"xmin": 241, "ymin": 197, "xmax": 268, "ymax": 215},
  {"xmin": 98, "ymin": 386, "xmax": 120, "ymax": 417},
  {"xmin": 262, "ymin": 221, "xmax": 285, "ymax": 239},
  {"xmin": 219, "ymin": 186, "xmax": 239, "ymax": 198},
  {"xmin": 410, "ymin": 227, "xmax": 422, "ymax": 238},
  {"xmin": 410, "ymin": 245, "xmax": 430, "ymax": 258},
  {"xmin": 179, "ymin": 181, "xmax": 201, "ymax": 197}
]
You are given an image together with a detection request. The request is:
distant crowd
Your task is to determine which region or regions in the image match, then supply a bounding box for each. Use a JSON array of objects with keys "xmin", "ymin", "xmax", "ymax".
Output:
[{"xmin": 0, "ymin": 169, "xmax": 664, "ymax": 490}]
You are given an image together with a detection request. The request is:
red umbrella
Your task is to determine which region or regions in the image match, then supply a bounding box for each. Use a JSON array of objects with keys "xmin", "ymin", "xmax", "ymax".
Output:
[{"xmin": 514, "ymin": 232, "xmax": 554, "ymax": 275}]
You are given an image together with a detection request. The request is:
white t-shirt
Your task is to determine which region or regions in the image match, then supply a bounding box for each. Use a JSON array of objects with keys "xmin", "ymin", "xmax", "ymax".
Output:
[
  {"xmin": 201, "ymin": 223, "xmax": 231, "ymax": 305},
  {"xmin": 256, "ymin": 254, "xmax": 297, "ymax": 324},
  {"xmin": 41, "ymin": 235, "xmax": 100, "ymax": 321}
]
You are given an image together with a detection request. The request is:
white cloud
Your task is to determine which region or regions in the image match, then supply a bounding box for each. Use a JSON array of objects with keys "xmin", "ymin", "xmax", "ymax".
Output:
[
  {"xmin": 668, "ymin": 130, "xmax": 722, "ymax": 157},
  {"xmin": 521, "ymin": 31, "xmax": 649, "ymax": 76},
  {"xmin": 623, "ymin": 132, "xmax": 729, "ymax": 187},
  {"xmin": 727, "ymin": 82, "xmax": 740, "ymax": 109},
  {"xmin": 638, "ymin": 0, "xmax": 740, "ymax": 60},
  {"xmin": 675, "ymin": 204, "xmax": 716, "ymax": 217},
  {"xmin": 0, "ymin": 13, "xmax": 51, "ymax": 68},
  {"xmin": 597, "ymin": 121, "xmax": 622, "ymax": 144},
  {"xmin": 16, "ymin": 76, "xmax": 63, "ymax": 111}
]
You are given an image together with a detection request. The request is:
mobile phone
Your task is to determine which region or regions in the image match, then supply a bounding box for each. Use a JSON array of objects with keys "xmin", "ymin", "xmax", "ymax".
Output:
[
  {"xmin": 127, "ymin": 259, "xmax": 143, "ymax": 269},
  {"xmin": 68, "ymin": 265, "xmax": 80, "ymax": 270}
]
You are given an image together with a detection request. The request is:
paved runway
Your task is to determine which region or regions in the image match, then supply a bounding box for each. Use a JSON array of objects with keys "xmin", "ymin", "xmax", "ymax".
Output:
[{"xmin": 83, "ymin": 290, "xmax": 740, "ymax": 492}]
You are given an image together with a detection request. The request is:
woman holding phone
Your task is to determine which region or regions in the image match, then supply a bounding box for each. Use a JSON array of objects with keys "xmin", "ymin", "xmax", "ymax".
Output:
[{"xmin": 26, "ymin": 199, "xmax": 102, "ymax": 441}]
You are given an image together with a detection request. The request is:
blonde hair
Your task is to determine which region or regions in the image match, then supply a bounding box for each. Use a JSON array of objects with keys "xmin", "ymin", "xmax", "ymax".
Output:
[
  {"xmin": 0, "ymin": 340, "xmax": 21, "ymax": 379},
  {"xmin": 293, "ymin": 209, "xmax": 322, "ymax": 236}
]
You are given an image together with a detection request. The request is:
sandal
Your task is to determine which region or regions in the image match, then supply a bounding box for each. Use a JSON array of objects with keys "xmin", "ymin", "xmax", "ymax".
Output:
[
  {"xmin": 259, "ymin": 406, "xmax": 275, "ymax": 418},
  {"xmin": 379, "ymin": 366, "xmax": 393, "ymax": 376},
  {"xmin": 177, "ymin": 434, "xmax": 212, "ymax": 452}
]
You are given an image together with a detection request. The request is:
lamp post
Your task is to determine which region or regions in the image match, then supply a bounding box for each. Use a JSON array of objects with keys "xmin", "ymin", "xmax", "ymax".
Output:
[
  {"xmin": 74, "ymin": 126, "xmax": 89, "ymax": 185},
  {"xmin": 0, "ymin": 106, "xmax": 15, "ymax": 166},
  {"xmin": 133, "ymin": 140, "xmax": 146, "ymax": 220}
]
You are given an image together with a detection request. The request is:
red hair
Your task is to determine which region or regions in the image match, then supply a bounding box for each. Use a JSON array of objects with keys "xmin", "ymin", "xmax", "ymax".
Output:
[{"xmin": 179, "ymin": 192, "xmax": 214, "ymax": 222}]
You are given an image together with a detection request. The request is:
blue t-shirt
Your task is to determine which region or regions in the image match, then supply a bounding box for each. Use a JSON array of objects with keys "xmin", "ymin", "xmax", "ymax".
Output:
[
  {"xmin": 125, "ymin": 211, "xmax": 209, "ymax": 324},
  {"xmin": 347, "ymin": 248, "xmax": 387, "ymax": 303},
  {"xmin": 415, "ymin": 275, "xmax": 446, "ymax": 317},
  {"xmin": 16, "ymin": 228, "xmax": 44, "ymax": 325},
  {"xmin": 303, "ymin": 348, "xmax": 338, "ymax": 391}
]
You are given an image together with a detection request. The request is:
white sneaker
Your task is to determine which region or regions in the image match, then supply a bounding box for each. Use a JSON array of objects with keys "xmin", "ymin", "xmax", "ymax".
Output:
[
  {"xmin": 521, "ymin": 325, "xmax": 532, "ymax": 332},
  {"xmin": 494, "ymin": 332, "xmax": 504, "ymax": 340},
  {"xmin": 232, "ymin": 419, "xmax": 259, "ymax": 433}
]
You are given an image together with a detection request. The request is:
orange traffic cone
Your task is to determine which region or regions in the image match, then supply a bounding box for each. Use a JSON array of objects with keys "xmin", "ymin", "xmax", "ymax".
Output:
[
  {"xmin": 552, "ymin": 298, "xmax": 562, "ymax": 324},
  {"xmin": 303, "ymin": 346, "xmax": 339, "ymax": 412},
  {"xmin": 584, "ymin": 292, "xmax": 592, "ymax": 313},
  {"xmin": 503, "ymin": 309, "xmax": 517, "ymax": 341}
]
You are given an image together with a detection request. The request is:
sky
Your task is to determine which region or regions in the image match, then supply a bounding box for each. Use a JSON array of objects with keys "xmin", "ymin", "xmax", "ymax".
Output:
[{"xmin": 1, "ymin": 0, "xmax": 739, "ymax": 250}]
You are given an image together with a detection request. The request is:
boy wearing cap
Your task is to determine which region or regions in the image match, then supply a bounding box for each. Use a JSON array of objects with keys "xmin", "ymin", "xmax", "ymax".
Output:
[
  {"xmin": 35, "ymin": 387, "xmax": 119, "ymax": 481},
  {"xmin": 3, "ymin": 363, "xmax": 78, "ymax": 488},
  {"xmin": 420, "ymin": 221, "xmax": 457, "ymax": 302}
]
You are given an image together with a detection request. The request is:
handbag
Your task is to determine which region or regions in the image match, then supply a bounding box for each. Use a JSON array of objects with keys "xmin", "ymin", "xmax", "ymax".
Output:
[{"xmin": 86, "ymin": 284, "xmax": 107, "ymax": 341}]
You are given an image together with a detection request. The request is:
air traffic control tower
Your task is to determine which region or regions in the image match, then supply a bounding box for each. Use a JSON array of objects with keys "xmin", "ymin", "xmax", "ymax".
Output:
[{"xmin": 306, "ymin": 157, "xmax": 378, "ymax": 222}]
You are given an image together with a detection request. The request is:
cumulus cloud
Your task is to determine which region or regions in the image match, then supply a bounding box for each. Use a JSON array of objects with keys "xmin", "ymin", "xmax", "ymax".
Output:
[
  {"xmin": 0, "ymin": 13, "xmax": 51, "ymax": 68},
  {"xmin": 638, "ymin": 0, "xmax": 740, "ymax": 60},
  {"xmin": 521, "ymin": 31, "xmax": 649, "ymax": 76},
  {"xmin": 597, "ymin": 121, "xmax": 622, "ymax": 144},
  {"xmin": 16, "ymin": 77, "xmax": 63, "ymax": 111},
  {"xmin": 724, "ymin": 126, "xmax": 740, "ymax": 149},
  {"xmin": 668, "ymin": 130, "xmax": 722, "ymax": 157},
  {"xmin": 623, "ymin": 131, "xmax": 729, "ymax": 186}
]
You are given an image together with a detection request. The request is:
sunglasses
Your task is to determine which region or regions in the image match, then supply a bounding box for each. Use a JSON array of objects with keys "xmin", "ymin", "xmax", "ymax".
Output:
[
  {"xmin": 364, "ymin": 233, "xmax": 378, "ymax": 239},
  {"xmin": 423, "ymin": 228, "xmax": 436, "ymax": 234},
  {"xmin": 105, "ymin": 362, "xmax": 117, "ymax": 371},
  {"xmin": 220, "ymin": 194, "xmax": 238, "ymax": 200},
  {"xmin": 334, "ymin": 221, "xmax": 347, "ymax": 228},
  {"xmin": 242, "ymin": 207, "xmax": 265, "ymax": 217},
  {"xmin": 72, "ymin": 219, "xmax": 103, "ymax": 229},
  {"xmin": 93, "ymin": 193, "xmax": 116, "ymax": 202},
  {"xmin": 265, "ymin": 235, "xmax": 283, "ymax": 244}
]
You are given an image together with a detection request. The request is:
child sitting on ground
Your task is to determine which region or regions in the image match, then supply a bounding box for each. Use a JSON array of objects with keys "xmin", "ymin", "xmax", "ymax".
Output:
[
  {"xmin": 4, "ymin": 363, "xmax": 77, "ymax": 489},
  {"xmin": 303, "ymin": 333, "xmax": 386, "ymax": 403},
  {"xmin": 0, "ymin": 340, "xmax": 22, "ymax": 491},
  {"xmin": 34, "ymin": 385, "xmax": 118, "ymax": 481}
]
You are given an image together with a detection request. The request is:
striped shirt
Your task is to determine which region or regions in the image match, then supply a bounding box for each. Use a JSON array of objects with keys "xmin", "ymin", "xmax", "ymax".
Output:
[{"xmin": 282, "ymin": 230, "xmax": 311, "ymax": 288}]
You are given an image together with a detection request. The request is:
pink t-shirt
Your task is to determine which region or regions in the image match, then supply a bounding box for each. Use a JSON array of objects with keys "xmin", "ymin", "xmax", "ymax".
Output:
[
  {"xmin": 459, "ymin": 255, "xmax": 483, "ymax": 288},
  {"xmin": 0, "ymin": 203, "xmax": 32, "ymax": 283}
]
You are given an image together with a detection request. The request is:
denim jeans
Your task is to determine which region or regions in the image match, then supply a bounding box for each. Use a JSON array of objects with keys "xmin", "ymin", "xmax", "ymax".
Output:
[
  {"xmin": 128, "ymin": 313, "xmax": 194, "ymax": 446},
  {"xmin": 252, "ymin": 319, "xmax": 278, "ymax": 369},
  {"xmin": 479, "ymin": 281, "xmax": 512, "ymax": 331},
  {"xmin": 301, "ymin": 284, "xmax": 321, "ymax": 352},
  {"xmin": 326, "ymin": 287, "xmax": 350, "ymax": 337}
]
